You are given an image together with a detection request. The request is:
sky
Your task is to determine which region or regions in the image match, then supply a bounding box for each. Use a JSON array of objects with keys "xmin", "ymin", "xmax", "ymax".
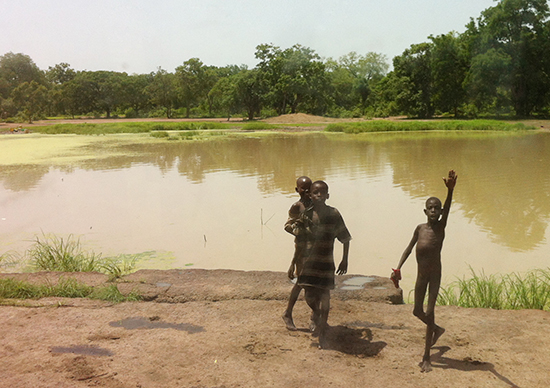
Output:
[{"xmin": 0, "ymin": 0, "xmax": 497, "ymax": 74}]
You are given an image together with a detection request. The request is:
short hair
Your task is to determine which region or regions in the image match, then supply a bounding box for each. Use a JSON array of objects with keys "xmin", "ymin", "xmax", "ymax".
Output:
[
  {"xmin": 425, "ymin": 197, "xmax": 442, "ymax": 208},
  {"xmin": 296, "ymin": 176, "xmax": 312, "ymax": 185},
  {"xmin": 311, "ymin": 180, "xmax": 329, "ymax": 192}
]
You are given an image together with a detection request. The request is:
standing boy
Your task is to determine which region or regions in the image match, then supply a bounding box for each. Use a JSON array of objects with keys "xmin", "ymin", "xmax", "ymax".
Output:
[
  {"xmin": 391, "ymin": 170, "xmax": 457, "ymax": 372},
  {"xmin": 282, "ymin": 176, "xmax": 313, "ymax": 331},
  {"xmin": 297, "ymin": 180, "xmax": 351, "ymax": 348}
]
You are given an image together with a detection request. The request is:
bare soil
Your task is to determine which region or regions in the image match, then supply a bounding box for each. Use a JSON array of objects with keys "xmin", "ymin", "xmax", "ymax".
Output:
[{"xmin": 0, "ymin": 269, "xmax": 548, "ymax": 388}]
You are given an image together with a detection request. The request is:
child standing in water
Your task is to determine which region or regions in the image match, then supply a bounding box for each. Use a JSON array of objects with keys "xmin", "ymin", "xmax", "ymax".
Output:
[
  {"xmin": 282, "ymin": 176, "xmax": 313, "ymax": 331},
  {"xmin": 297, "ymin": 180, "xmax": 351, "ymax": 348},
  {"xmin": 391, "ymin": 170, "xmax": 457, "ymax": 372}
]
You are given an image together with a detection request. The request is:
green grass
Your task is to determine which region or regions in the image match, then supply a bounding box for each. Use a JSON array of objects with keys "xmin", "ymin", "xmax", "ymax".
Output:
[
  {"xmin": 0, "ymin": 277, "xmax": 141, "ymax": 302},
  {"xmin": 438, "ymin": 267, "xmax": 550, "ymax": 310},
  {"xmin": 240, "ymin": 122, "xmax": 280, "ymax": 131},
  {"xmin": 32, "ymin": 121, "xmax": 234, "ymax": 135},
  {"xmin": 325, "ymin": 119, "xmax": 533, "ymax": 134},
  {"xmin": 27, "ymin": 234, "xmax": 137, "ymax": 280}
]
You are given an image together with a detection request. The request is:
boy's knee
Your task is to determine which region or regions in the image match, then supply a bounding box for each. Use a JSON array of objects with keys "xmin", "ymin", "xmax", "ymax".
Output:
[{"xmin": 413, "ymin": 306, "xmax": 424, "ymax": 318}]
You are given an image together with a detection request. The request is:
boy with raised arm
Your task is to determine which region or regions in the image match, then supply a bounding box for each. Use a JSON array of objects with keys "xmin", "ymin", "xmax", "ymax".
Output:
[
  {"xmin": 282, "ymin": 176, "xmax": 313, "ymax": 331},
  {"xmin": 297, "ymin": 180, "xmax": 351, "ymax": 348},
  {"xmin": 391, "ymin": 170, "xmax": 457, "ymax": 373}
]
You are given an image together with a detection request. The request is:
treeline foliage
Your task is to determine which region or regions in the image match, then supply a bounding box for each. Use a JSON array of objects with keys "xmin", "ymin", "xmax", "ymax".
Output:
[{"xmin": 1, "ymin": 0, "xmax": 549, "ymax": 123}]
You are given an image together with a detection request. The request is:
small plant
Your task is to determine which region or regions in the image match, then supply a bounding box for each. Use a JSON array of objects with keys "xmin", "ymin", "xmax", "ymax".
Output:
[
  {"xmin": 151, "ymin": 130, "xmax": 170, "ymax": 138},
  {"xmin": 28, "ymin": 234, "xmax": 100, "ymax": 272},
  {"xmin": 438, "ymin": 267, "xmax": 550, "ymax": 310},
  {"xmin": 26, "ymin": 234, "xmax": 137, "ymax": 278}
]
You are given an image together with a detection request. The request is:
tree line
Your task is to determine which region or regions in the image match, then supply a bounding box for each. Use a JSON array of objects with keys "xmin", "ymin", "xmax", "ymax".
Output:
[{"xmin": 1, "ymin": 0, "xmax": 549, "ymax": 123}]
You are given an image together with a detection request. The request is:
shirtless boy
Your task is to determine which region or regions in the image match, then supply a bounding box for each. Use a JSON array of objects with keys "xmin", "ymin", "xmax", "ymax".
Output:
[
  {"xmin": 282, "ymin": 176, "xmax": 313, "ymax": 331},
  {"xmin": 391, "ymin": 170, "xmax": 457, "ymax": 372},
  {"xmin": 297, "ymin": 180, "xmax": 351, "ymax": 348}
]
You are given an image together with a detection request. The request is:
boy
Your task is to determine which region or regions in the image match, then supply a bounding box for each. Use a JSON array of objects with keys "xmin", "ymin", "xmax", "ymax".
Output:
[
  {"xmin": 391, "ymin": 170, "xmax": 457, "ymax": 373},
  {"xmin": 297, "ymin": 180, "xmax": 351, "ymax": 348},
  {"xmin": 282, "ymin": 176, "xmax": 313, "ymax": 331}
]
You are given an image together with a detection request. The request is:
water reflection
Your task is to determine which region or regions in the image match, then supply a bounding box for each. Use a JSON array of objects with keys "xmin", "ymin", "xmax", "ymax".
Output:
[{"xmin": 1, "ymin": 132, "xmax": 549, "ymax": 285}]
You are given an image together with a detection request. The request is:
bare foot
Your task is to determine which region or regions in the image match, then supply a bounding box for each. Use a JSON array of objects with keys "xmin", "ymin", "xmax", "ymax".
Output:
[
  {"xmin": 432, "ymin": 326, "xmax": 445, "ymax": 346},
  {"xmin": 420, "ymin": 360, "xmax": 432, "ymax": 373},
  {"xmin": 282, "ymin": 314, "xmax": 297, "ymax": 331}
]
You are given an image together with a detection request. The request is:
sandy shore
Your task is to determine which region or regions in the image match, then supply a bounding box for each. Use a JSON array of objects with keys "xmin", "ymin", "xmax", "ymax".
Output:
[{"xmin": 0, "ymin": 269, "xmax": 547, "ymax": 387}]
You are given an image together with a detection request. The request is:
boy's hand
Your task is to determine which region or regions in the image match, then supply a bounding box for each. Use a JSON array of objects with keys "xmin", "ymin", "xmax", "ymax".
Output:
[
  {"xmin": 390, "ymin": 268, "xmax": 401, "ymax": 288},
  {"xmin": 287, "ymin": 264, "xmax": 296, "ymax": 280},
  {"xmin": 443, "ymin": 170, "xmax": 458, "ymax": 190},
  {"xmin": 336, "ymin": 260, "xmax": 348, "ymax": 275}
]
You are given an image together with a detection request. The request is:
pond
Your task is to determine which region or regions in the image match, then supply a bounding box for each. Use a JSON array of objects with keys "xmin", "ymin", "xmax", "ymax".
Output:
[{"xmin": 1, "ymin": 131, "xmax": 549, "ymax": 293}]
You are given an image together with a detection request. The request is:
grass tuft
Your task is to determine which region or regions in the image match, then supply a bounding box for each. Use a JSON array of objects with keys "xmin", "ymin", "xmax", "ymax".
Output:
[
  {"xmin": 26, "ymin": 234, "xmax": 137, "ymax": 279},
  {"xmin": 438, "ymin": 267, "xmax": 550, "ymax": 310}
]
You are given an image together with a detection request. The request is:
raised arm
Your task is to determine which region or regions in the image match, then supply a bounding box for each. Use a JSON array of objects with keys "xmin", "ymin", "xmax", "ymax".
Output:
[{"xmin": 440, "ymin": 170, "xmax": 458, "ymax": 227}]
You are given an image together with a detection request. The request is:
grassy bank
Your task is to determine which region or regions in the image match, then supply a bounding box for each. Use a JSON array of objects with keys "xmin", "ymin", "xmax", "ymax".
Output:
[
  {"xmin": 31, "ymin": 121, "xmax": 237, "ymax": 135},
  {"xmin": 0, "ymin": 277, "xmax": 140, "ymax": 303},
  {"xmin": 438, "ymin": 267, "xmax": 550, "ymax": 310},
  {"xmin": 0, "ymin": 234, "xmax": 141, "ymax": 303},
  {"xmin": 326, "ymin": 119, "xmax": 534, "ymax": 133}
]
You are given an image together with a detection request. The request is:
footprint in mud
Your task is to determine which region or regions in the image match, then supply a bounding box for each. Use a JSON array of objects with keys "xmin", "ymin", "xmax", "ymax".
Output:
[{"xmin": 109, "ymin": 316, "xmax": 204, "ymax": 333}]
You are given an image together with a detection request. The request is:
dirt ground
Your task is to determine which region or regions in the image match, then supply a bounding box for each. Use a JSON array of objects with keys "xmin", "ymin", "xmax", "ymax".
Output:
[{"xmin": 0, "ymin": 269, "xmax": 548, "ymax": 388}]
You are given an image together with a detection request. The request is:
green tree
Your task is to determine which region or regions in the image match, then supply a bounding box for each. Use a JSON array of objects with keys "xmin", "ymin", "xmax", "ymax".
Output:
[
  {"xmin": 146, "ymin": 67, "xmax": 177, "ymax": 118},
  {"xmin": 255, "ymin": 44, "xmax": 329, "ymax": 115},
  {"xmin": 430, "ymin": 32, "xmax": 468, "ymax": 116},
  {"xmin": 11, "ymin": 81, "xmax": 48, "ymax": 123},
  {"xmin": 392, "ymin": 42, "xmax": 434, "ymax": 118},
  {"xmin": 175, "ymin": 58, "xmax": 217, "ymax": 118},
  {"xmin": 465, "ymin": 0, "xmax": 550, "ymax": 116},
  {"xmin": 0, "ymin": 52, "xmax": 45, "ymax": 99}
]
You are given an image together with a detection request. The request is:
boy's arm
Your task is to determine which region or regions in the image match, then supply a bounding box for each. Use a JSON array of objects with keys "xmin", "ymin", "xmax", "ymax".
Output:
[
  {"xmin": 284, "ymin": 202, "xmax": 302, "ymax": 235},
  {"xmin": 336, "ymin": 240, "xmax": 350, "ymax": 275},
  {"xmin": 397, "ymin": 226, "xmax": 419, "ymax": 270},
  {"xmin": 440, "ymin": 170, "xmax": 458, "ymax": 227}
]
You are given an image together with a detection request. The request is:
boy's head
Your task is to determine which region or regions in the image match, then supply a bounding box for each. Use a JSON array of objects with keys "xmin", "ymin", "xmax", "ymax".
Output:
[
  {"xmin": 310, "ymin": 180, "xmax": 329, "ymax": 205},
  {"xmin": 295, "ymin": 176, "xmax": 312, "ymax": 198},
  {"xmin": 424, "ymin": 197, "xmax": 442, "ymax": 222}
]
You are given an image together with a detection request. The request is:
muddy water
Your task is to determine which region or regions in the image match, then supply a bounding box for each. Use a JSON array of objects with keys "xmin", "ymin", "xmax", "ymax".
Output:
[{"xmin": 1, "ymin": 131, "xmax": 549, "ymax": 293}]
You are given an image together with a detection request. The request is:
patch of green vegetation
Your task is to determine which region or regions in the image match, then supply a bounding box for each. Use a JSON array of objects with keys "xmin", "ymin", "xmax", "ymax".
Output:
[
  {"xmin": 26, "ymin": 234, "xmax": 137, "ymax": 280},
  {"xmin": 32, "ymin": 121, "xmax": 235, "ymax": 135},
  {"xmin": 438, "ymin": 267, "xmax": 550, "ymax": 310},
  {"xmin": 150, "ymin": 130, "xmax": 170, "ymax": 138},
  {"xmin": 325, "ymin": 120, "xmax": 534, "ymax": 134},
  {"xmin": 240, "ymin": 122, "xmax": 280, "ymax": 131},
  {"xmin": 0, "ymin": 277, "xmax": 141, "ymax": 302}
]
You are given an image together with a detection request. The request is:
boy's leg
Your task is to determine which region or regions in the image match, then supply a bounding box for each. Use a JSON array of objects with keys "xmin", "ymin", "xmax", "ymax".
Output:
[
  {"xmin": 318, "ymin": 289, "xmax": 331, "ymax": 349},
  {"xmin": 304, "ymin": 287, "xmax": 322, "ymax": 333},
  {"xmin": 413, "ymin": 274, "xmax": 429, "ymax": 325},
  {"xmin": 420, "ymin": 274, "xmax": 443, "ymax": 373},
  {"xmin": 427, "ymin": 274, "xmax": 445, "ymax": 346},
  {"xmin": 282, "ymin": 284, "xmax": 302, "ymax": 331}
]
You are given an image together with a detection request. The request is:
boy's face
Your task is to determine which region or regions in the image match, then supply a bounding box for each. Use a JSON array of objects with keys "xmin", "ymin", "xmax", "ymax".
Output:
[
  {"xmin": 296, "ymin": 180, "xmax": 311, "ymax": 198},
  {"xmin": 424, "ymin": 198, "xmax": 442, "ymax": 221},
  {"xmin": 310, "ymin": 183, "xmax": 329, "ymax": 204}
]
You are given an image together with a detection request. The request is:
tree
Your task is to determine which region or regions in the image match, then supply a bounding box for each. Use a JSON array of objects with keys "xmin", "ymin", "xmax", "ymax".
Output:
[
  {"xmin": 233, "ymin": 69, "xmax": 264, "ymax": 120},
  {"xmin": 11, "ymin": 81, "xmax": 48, "ymax": 123},
  {"xmin": 0, "ymin": 52, "xmax": 45, "ymax": 99},
  {"xmin": 430, "ymin": 32, "xmax": 468, "ymax": 116},
  {"xmin": 146, "ymin": 67, "xmax": 177, "ymax": 118},
  {"xmin": 392, "ymin": 43, "xmax": 434, "ymax": 118},
  {"xmin": 175, "ymin": 58, "xmax": 217, "ymax": 118},
  {"xmin": 255, "ymin": 44, "xmax": 329, "ymax": 115},
  {"xmin": 465, "ymin": 0, "xmax": 550, "ymax": 116}
]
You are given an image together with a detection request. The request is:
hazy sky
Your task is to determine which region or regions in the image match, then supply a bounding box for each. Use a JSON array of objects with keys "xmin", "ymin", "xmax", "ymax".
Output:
[{"xmin": 1, "ymin": 0, "xmax": 496, "ymax": 74}]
